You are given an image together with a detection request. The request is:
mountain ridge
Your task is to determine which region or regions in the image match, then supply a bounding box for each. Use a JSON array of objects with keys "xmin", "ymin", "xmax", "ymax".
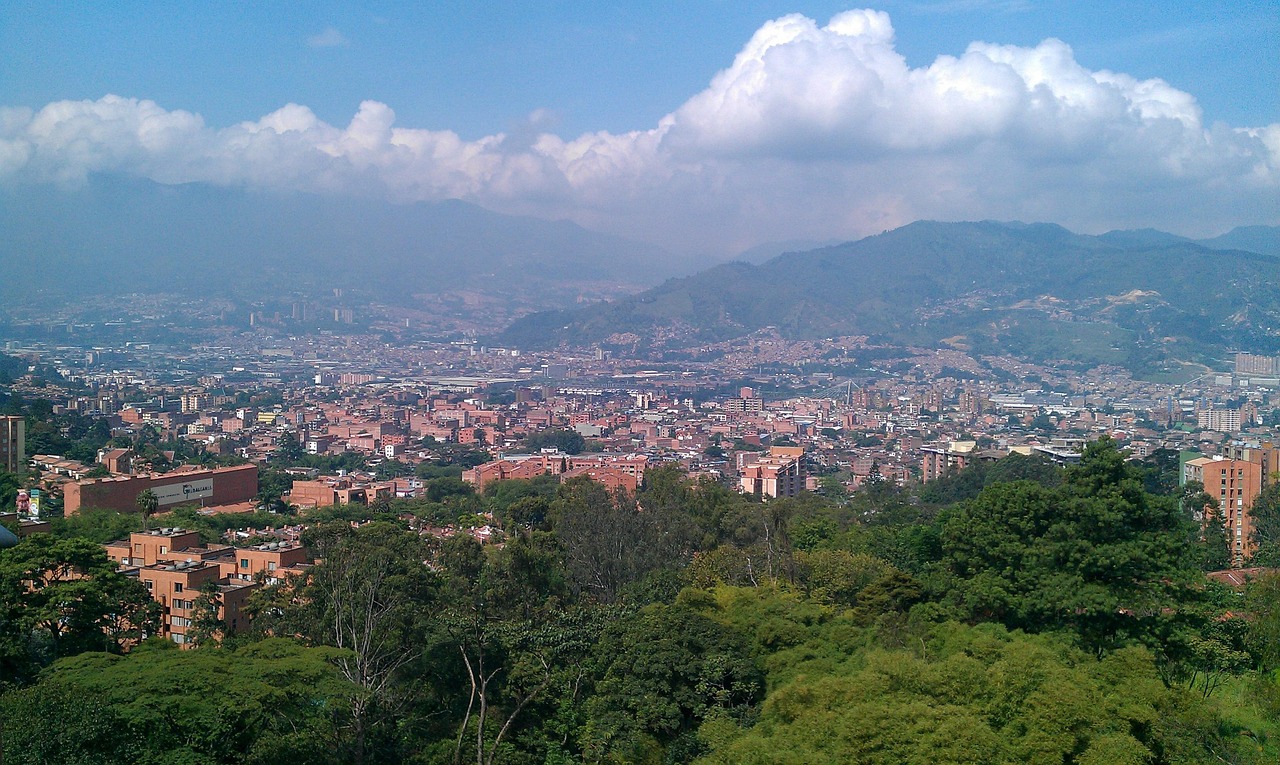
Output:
[
  {"xmin": 0, "ymin": 177, "xmax": 690, "ymax": 306},
  {"xmin": 498, "ymin": 220, "xmax": 1280, "ymax": 369}
]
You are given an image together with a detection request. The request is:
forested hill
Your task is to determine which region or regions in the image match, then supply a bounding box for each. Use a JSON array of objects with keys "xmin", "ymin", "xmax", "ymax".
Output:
[{"xmin": 499, "ymin": 221, "xmax": 1280, "ymax": 367}]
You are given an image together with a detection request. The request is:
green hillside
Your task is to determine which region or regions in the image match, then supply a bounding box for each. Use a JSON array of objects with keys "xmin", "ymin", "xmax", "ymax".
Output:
[{"xmin": 500, "ymin": 221, "xmax": 1280, "ymax": 368}]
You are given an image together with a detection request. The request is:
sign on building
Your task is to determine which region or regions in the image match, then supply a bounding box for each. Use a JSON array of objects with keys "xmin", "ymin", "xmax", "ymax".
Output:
[{"xmin": 152, "ymin": 478, "xmax": 214, "ymax": 506}]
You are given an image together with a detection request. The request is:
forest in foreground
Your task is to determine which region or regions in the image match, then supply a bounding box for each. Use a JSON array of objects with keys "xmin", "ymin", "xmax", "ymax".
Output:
[{"xmin": 2, "ymin": 439, "xmax": 1279, "ymax": 764}]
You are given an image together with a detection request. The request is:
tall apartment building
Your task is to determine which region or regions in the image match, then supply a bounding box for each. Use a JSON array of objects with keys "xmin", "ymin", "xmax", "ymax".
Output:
[
  {"xmin": 1, "ymin": 415, "xmax": 24, "ymax": 473},
  {"xmin": 180, "ymin": 393, "xmax": 211, "ymax": 413},
  {"xmin": 739, "ymin": 446, "xmax": 805, "ymax": 499},
  {"xmin": 1197, "ymin": 408, "xmax": 1242, "ymax": 433},
  {"xmin": 1223, "ymin": 440, "xmax": 1280, "ymax": 486},
  {"xmin": 723, "ymin": 396, "xmax": 764, "ymax": 415},
  {"xmin": 1184, "ymin": 456, "xmax": 1263, "ymax": 565},
  {"xmin": 920, "ymin": 441, "xmax": 978, "ymax": 482},
  {"xmin": 1234, "ymin": 353, "xmax": 1280, "ymax": 376}
]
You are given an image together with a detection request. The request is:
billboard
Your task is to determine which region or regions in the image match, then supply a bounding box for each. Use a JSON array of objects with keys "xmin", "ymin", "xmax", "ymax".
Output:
[
  {"xmin": 153, "ymin": 478, "xmax": 214, "ymax": 506},
  {"xmin": 28, "ymin": 488, "xmax": 40, "ymax": 517}
]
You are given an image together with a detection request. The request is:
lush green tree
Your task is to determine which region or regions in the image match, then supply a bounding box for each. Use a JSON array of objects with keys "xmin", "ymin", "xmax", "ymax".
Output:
[
  {"xmin": 162, "ymin": 506, "xmax": 290, "ymax": 546},
  {"xmin": 250, "ymin": 522, "xmax": 437, "ymax": 763},
  {"xmin": 0, "ymin": 681, "xmax": 138, "ymax": 764},
  {"xmin": 551, "ymin": 476, "xmax": 697, "ymax": 603},
  {"xmin": 256, "ymin": 465, "xmax": 294, "ymax": 508},
  {"xmin": 484, "ymin": 475, "xmax": 559, "ymax": 510},
  {"xmin": 1248, "ymin": 482, "xmax": 1280, "ymax": 566},
  {"xmin": 273, "ymin": 433, "xmax": 306, "ymax": 463},
  {"xmin": 1245, "ymin": 572, "xmax": 1280, "ymax": 672},
  {"xmin": 0, "ymin": 534, "xmax": 161, "ymax": 684},
  {"xmin": 918, "ymin": 452, "xmax": 1063, "ymax": 506},
  {"xmin": 583, "ymin": 602, "xmax": 763, "ymax": 762},
  {"xmin": 424, "ymin": 476, "xmax": 475, "ymax": 503},
  {"xmin": 941, "ymin": 438, "xmax": 1195, "ymax": 650},
  {"xmin": 134, "ymin": 489, "xmax": 158, "ymax": 531},
  {"xmin": 376, "ymin": 458, "xmax": 410, "ymax": 480},
  {"xmin": 188, "ymin": 580, "xmax": 225, "ymax": 648},
  {"xmin": 1138, "ymin": 447, "xmax": 1184, "ymax": 497},
  {"xmin": 422, "ymin": 443, "xmax": 490, "ymax": 469},
  {"xmin": 696, "ymin": 620, "xmax": 1267, "ymax": 765},
  {"xmin": 795, "ymin": 549, "xmax": 890, "ymax": 607},
  {"xmin": 0, "ymin": 470, "xmax": 26, "ymax": 509},
  {"xmin": 0, "ymin": 638, "xmax": 357, "ymax": 764},
  {"xmin": 415, "ymin": 461, "xmax": 464, "ymax": 480},
  {"xmin": 436, "ymin": 531, "xmax": 606, "ymax": 765},
  {"xmin": 692, "ymin": 492, "xmax": 799, "ymax": 588},
  {"xmin": 1181, "ymin": 480, "xmax": 1230, "ymax": 571},
  {"xmin": 523, "ymin": 429, "xmax": 586, "ymax": 455}
]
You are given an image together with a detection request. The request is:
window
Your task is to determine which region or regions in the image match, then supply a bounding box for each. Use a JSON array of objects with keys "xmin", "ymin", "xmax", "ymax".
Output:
[
  {"xmin": 171, "ymin": 616, "xmax": 190, "ymax": 627},
  {"xmin": 172, "ymin": 633, "xmax": 187, "ymax": 644},
  {"xmin": 240, "ymin": 559, "xmax": 250, "ymax": 569},
  {"xmin": 174, "ymin": 583, "xmax": 183, "ymax": 593},
  {"xmin": 144, "ymin": 580, "xmax": 153, "ymax": 591},
  {"xmin": 160, "ymin": 546, "xmax": 168, "ymax": 555},
  {"xmin": 268, "ymin": 562, "xmax": 277, "ymax": 571}
]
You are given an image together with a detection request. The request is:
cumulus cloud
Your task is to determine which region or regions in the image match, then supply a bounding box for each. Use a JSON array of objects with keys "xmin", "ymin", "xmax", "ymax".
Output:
[
  {"xmin": 1, "ymin": 9, "xmax": 1275, "ymax": 254},
  {"xmin": 307, "ymin": 27, "xmax": 349, "ymax": 48}
]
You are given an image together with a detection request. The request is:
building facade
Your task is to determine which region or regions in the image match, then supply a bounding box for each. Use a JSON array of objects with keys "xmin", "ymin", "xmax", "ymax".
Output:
[
  {"xmin": 921, "ymin": 441, "xmax": 978, "ymax": 482},
  {"xmin": 64, "ymin": 463, "xmax": 258, "ymax": 515},
  {"xmin": 1235, "ymin": 353, "xmax": 1280, "ymax": 376},
  {"xmin": 106, "ymin": 528, "xmax": 310, "ymax": 646},
  {"xmin": 1184, "ymin": 456, "xmax": 1263, "ymax": 565},
  {"xmin": 1198, "ymin": 408, "xmax": 1242, "ymax": 433},
  {"xmin": 739, "ymin": 446, "xmax": 805, "ymax": 498},
  {"xmin": 1, "ymin": 415, "xmax": 24, "ymax": 473}
]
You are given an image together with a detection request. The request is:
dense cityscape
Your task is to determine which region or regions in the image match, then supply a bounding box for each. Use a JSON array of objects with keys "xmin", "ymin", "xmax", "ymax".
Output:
[
  {"xmin": 2, "ymin": 3, "xmax": 1278, "ymax": 764},
  {"xmin": 3, "ymin": 300, "xmax": 1280, "ymax": 761}
]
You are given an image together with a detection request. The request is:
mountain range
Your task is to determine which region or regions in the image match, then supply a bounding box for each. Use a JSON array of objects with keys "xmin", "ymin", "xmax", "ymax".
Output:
[
  {"xmin": 498, "ymin": 220, "xmax": 1280, "ymax": 370},
  {"xmin": 3, "ymin": 179, "xmax": 1276, "ymax": 372},
  {"xmin": 0, "ymin": 178, "xmax": 687, "ymax": 306}
]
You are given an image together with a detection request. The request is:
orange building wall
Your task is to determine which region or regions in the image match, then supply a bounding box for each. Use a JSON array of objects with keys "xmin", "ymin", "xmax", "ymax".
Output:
[{"xmin": 64, "ymin": 464, "xmax": 258, "ymax": 515}]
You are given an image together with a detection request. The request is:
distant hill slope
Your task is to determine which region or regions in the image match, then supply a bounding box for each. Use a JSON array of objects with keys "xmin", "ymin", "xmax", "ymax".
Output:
[
  {"xmin": 732, "ymin": 238, "xmax": 844, "ymax": 265},
  {"xmin": 1097, "ymin": 225, "xmax": 1280, "ymax": 258},
  {"xmin": 1197, "ymin": 225, "xmax": 1280, "ymax": 259},
  {"xmin": 0, "ymin": 178, "xmax": 683, "ymax": 304},
  {"xmin": 499, "ymin": 220, "xmax": 1280, "ymax": 368}
]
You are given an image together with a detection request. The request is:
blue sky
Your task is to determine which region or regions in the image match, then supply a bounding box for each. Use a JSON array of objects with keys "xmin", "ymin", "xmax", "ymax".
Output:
[
  {"xmin": 4, "ymin": 1, "xmax": 1274, "ymax": 136},
  {"xmin": 1, "ymin": 2, "xmax": 1277, "ymax": 253}
]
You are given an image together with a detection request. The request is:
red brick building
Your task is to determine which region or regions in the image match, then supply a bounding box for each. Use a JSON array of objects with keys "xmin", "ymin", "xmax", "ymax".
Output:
[
  {"xmin": 1185, "ymin": 456, "xmax": 1265, "ymax": 565},
  {"xmin": 106, "ymin": 529, "xmax": 311, "ymax": 646},
  {"xmin": 64, "ymin": 464, "xmax": 258, "ymax": 515}
]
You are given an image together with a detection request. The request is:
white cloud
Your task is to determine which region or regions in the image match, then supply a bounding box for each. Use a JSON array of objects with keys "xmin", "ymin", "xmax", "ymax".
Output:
[
  {"xmin": 307, "ymin": 27, "xmax": 349, "ymax": 48},
  {"xmin": 1, "ymin": 9, "xmax": 1276, "ymax": 254}
]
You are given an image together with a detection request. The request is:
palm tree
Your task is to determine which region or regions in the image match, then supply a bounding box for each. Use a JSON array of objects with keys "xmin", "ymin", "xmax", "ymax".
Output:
[{"xmin": 136, "ymin": 489, "xmax": 159, "ymax": 531}]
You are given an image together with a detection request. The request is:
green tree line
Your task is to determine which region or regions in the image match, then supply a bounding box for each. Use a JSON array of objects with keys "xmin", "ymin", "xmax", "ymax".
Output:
[{"xmin": 1, "ymin": 438, "xmax": 1277, "ymax": 763}]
